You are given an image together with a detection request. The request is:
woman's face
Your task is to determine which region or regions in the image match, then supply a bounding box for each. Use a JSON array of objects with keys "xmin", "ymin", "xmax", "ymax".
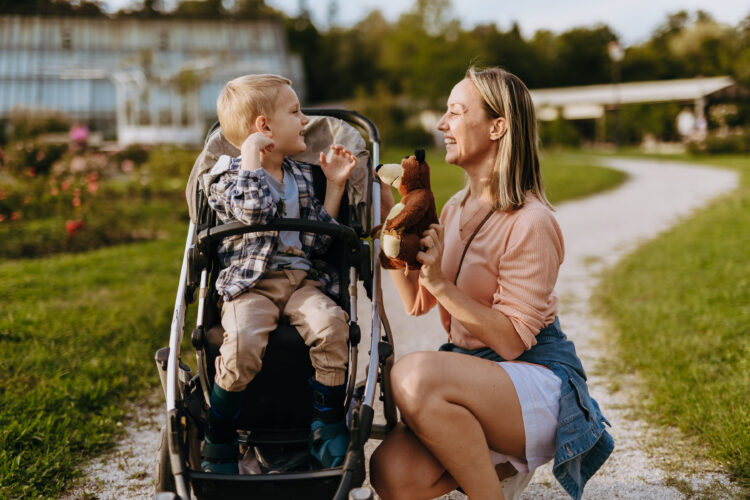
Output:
[{"xmin": 436, "ymin": 78, "xmax": 495, "ymax": 168}]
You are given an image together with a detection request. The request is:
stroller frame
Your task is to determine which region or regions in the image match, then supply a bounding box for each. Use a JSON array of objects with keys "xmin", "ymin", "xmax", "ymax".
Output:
[{"xmin": 155, "ymin": 109, "xmax": 397, "ymax": 500}]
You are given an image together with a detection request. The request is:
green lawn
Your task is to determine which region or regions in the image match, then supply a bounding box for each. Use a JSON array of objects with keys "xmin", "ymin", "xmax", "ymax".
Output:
[
  {"xmin": 0, "ymin": 148, "xmax": 625, "ymax": 498},
  {"xmin": 381, "ymin": 147, "xmax": 627, "ymax": 210},
  {"xmin": 0, "ymin": 238, "xmax": 183, "ymax": 498},
  {"xmin": 593, "ymin": 153, "xmax": 750, "ymax": 491}
]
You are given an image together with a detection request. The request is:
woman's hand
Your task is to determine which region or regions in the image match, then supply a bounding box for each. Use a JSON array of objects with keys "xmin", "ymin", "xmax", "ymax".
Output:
[
  {"xmin": 417, "ymin": 223, "xmax": 448, "ymax": 294},
  {"xmin": 320, "ymin": 144, "xmax": 357, "ymax": 188}
]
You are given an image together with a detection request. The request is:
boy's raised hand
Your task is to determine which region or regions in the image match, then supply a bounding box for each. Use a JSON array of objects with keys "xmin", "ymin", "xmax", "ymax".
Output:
[
  {"xmin": 320, "ymin": 144, "xmax": 357, "ymax": 186},
  {"xmin": 240, "ymin": 132, "xmax": 275, "ymax": 171}
]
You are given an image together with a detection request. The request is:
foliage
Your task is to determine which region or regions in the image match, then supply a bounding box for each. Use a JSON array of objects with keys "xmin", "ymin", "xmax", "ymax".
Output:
[
  {"xmin": 0, "ymin": 143, "xmax": 195, "ymax": 258},
  {"xmin": 4, "ymin": 109, "xmax": 71, "ymax": 143},
  {"xmin": 594, "ymin": 153, "xmax": 750, "ymax": 489},
  {"xmin": 688, "ymin": 129, "xmax": 750, "ymax": 154},
  {"xmin": 0, "ymin": 0, "xmax": 106, "ymax": 17}
]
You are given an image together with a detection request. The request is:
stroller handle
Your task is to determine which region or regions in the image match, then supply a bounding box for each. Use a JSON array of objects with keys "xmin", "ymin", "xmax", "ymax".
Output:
[
  {"xmin": 197, "ymin": 219, "xmax": 360, "ymax": 249},
  {"xmin": 301, "ymin": 108, "xmax": 380, "ymax": 144}
]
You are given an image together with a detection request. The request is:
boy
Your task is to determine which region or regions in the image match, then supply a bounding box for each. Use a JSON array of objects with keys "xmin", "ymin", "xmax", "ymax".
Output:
[{"xmin": 203, "ymin": 74, "xmax": 357, "ymax": 473}]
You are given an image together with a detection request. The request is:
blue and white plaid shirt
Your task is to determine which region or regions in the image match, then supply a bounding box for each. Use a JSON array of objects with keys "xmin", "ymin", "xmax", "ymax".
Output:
[{"xmin": 207, "ymin": 156, "xmax": 339, "ymax": 301}]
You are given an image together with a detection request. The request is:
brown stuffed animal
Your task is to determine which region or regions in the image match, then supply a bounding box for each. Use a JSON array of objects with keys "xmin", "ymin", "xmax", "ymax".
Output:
[{"xmin": 376, "ymin": 150, "xmax": 439, "ymax": 273}]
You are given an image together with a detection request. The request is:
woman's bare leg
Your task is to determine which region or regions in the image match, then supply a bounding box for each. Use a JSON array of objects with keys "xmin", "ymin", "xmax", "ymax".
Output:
[
  {"xmin": 371, "ymin": 351, "xmax": 526, "ymax": 500},
  {"xmin": 370, "ymin": 422, "xmax": 458, "ymax": 500}
]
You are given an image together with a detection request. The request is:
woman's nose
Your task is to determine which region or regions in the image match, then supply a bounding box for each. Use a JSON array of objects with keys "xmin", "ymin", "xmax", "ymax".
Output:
[{"xmin": 436, "ymin": 113, "xmax": 448, "ymax": 131}]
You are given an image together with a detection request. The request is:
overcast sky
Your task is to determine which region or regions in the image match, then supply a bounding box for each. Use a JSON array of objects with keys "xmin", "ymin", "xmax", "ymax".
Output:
[{"xmin": 104, "ymin": 0, "xmax": 749, "ymax": 45}]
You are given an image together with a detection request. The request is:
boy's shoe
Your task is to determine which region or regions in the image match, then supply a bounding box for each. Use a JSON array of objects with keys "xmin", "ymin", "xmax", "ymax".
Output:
[
  {"xmin": 308, "ymin": 419, "xmax": 349, "ymax": 468},
  {"xmin": 201, "ymin": 437, "xmax": 239, "ymax": 474}
]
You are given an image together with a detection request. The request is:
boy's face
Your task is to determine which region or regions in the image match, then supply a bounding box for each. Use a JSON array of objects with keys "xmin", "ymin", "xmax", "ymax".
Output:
[{"xmin": 264, "ymin": 85, "xmax": 309, "ymax": 155}]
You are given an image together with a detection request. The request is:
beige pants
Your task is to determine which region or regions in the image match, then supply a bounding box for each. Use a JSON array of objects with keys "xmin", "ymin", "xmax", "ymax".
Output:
[{"xmin": 215, "ymin": 269, "xmax": 349, "ymax": 392}]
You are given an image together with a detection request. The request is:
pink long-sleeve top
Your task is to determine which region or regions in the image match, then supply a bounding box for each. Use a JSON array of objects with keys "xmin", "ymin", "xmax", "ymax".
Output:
[{"xmin": 410, "ymin": 191, "xmax": 564, "ymax": 350}]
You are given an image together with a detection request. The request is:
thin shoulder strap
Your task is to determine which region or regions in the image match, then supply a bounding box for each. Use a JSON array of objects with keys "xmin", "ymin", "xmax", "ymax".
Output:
[{"xmin": 453, "ymin": 209, "xmax": 495, "ymax": 285}]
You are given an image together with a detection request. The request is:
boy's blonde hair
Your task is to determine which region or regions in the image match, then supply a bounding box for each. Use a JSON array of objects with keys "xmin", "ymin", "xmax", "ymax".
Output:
[
  {"xmin": 465, "ymin": 66, "xmax": 552, "ymax": 211},
  {"xmin": 217, "ymin": 74, "xmax": 292, "ymax": 148}
]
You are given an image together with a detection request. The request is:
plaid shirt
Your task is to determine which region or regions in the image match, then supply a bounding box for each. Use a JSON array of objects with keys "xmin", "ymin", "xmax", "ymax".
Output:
[{"xmin": 207, "ymin": 156, "xmax": 339, "ymax": 300}]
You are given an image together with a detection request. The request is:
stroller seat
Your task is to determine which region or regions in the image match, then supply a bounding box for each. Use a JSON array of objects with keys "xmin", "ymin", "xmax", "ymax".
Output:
[{"xmin": 204, "ymin": 321, "xmax": 313, "ymax": 436}]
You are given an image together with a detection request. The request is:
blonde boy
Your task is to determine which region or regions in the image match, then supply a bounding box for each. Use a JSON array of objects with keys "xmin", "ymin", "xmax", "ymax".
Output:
[{"xmin": 203, "ymin": 74, "xmax": 356, "ymax": 473}]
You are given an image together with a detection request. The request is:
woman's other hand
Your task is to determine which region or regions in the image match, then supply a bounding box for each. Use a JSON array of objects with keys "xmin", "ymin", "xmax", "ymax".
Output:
[{"xmin": 418, "ymin": 223, "xmax": 448, "ymax": 293}]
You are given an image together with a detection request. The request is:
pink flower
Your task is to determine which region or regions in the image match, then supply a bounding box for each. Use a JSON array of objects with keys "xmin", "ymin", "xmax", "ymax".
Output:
[
  {"xmin": 26, "ymin": 167, "xmax": 36, "ymax": 177},
  {"xmin": 65, "ymin": 219, "xmax": 85, "ymax": 236},
  {"xmin": 0, "ymin": 214, "xmax": 5, "ymax": 222},
  {"xmin": 50, "ymin": 186, "xmax": 59, "ymax": 196},
  {"xmin": 87, "ymin": 182, "xmax": 98, "ymax": 194},
  {"xmin": 10, "ymin": 211, "xmax": 20, "ymax": 221},
  {"xmin": 86, "ymin": 172, "xmax": 99, "ymax": 183},
  {"xmin": 72, "ymin": 197, "xmax": 81, "ymax": 207},
  {"xmin": 61, "ymin": 180, "xmax": 71, "ymax": 191},
  {"xmin": 70, "ymin": 157, "xmax": 86, "ymax": 173},
  {"xmin": 0, "ymin": 191, "xmax": 5, "ymax": 200},
  {"xmin": 121, "ymin": 159, "xmax": 135, "ymax": 173}
]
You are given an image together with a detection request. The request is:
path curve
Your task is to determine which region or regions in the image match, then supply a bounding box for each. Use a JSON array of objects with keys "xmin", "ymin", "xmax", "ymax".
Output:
[{"xmin": 67, "ymin": 157, "xmax": 739, "ymax": 499}]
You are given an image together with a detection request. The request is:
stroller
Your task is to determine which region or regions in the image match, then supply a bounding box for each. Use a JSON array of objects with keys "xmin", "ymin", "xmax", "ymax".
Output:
[{"xmin": 153, "ymin": 109, "xmax": 398, "ymax": 500}]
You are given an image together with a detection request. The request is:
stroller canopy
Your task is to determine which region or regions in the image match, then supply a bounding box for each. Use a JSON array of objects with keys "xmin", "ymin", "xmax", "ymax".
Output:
[{"xmin": 185, "ymin": 115, "xmax": 371, "ymax": 224}]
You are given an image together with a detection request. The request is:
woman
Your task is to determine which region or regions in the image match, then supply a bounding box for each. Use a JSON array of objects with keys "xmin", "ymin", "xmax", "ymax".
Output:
[{"xmin": 370, "ymin": 67, "xmax": 613, "ymax": 500}]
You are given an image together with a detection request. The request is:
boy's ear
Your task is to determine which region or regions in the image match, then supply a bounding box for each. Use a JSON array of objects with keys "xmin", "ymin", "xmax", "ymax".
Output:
[
  {"xmin": 254, "ymin": 115, "xmax": 272, "ymax": 137},
  {"xmin": 489, "ymin": 117, "xmax": 507, "ymax": 141}
]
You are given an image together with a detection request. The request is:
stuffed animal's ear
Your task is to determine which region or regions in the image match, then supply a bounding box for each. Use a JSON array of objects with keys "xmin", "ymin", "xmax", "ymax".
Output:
[{"xmin": 415, "ymin": 149, "xmax": 425, "ymax": 163}]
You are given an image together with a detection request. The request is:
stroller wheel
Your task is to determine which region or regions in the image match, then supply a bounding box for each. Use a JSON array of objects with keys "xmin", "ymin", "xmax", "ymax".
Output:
[{"xmin": 155, "ymin": 425, "xmax": 176, "ymax": 494}]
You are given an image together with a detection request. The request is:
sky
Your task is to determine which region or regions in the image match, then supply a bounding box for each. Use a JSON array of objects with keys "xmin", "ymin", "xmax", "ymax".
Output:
[{"xmin": 104, "ymin": 0, "xmax": 750, "ymax": 46}]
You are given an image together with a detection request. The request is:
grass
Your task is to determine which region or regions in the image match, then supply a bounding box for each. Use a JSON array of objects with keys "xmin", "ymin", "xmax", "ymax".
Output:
[
  {"xmin": 592, "ymin": 152, "xmax": 750, "ymax": 491},
  {"xmin": 381, "ymin": 147, "xmax": 627, "ymax": 209},
  {"xmin": 0, "ymin": 147, "xmax": 625, "ymax": 498},
  {"xmin": 0, "ymin": 237, "xmax": 183, "ymax": 498}
]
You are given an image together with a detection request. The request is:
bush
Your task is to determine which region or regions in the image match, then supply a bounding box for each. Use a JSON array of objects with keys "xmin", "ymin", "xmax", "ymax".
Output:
[
  {"xmin": 688, "ymin": 128, "xmax": 750, "ymax": 154},
  {"xmin": 2, "ymin": 140, "xmax": 68, "ymax": 176},
  {"xmin": 0, "ymin": 143, "xmax": 194, "ymax": 258},
  {"xmin": 539, "ymin": 118, "xmax": 582, "ymax": 146},
  {"xmin": 6, "ymin": 108, "xmax": 70, "ymax": 141}
]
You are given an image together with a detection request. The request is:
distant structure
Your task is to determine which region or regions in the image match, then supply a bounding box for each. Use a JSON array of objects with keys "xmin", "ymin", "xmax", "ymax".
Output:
[
  {"xmin": 0, "ymin": 15, "xmax": 304, "ymax": 146},
  {"xmin": 530, "ymin": 76, "xmax": 745, "ymax": 140}
]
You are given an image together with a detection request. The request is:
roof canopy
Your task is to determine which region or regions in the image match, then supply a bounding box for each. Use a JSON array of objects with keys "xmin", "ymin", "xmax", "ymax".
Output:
[{"xmin": 530, "ymin": 76, "xmax": 741, "ymax": 121}]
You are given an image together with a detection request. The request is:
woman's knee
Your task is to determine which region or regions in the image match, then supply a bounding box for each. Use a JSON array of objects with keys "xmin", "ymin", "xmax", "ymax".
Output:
[
  {"xmin": 390, "ymin": 352, "xmax": 443, "ymax": 416},
  {"xmin": 370, "ymin": 435, "xmax": 420, "ymax": 499}
]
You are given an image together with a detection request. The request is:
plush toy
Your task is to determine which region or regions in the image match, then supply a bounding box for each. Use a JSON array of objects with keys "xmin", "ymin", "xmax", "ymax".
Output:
[{"xmin": 376, "ymin": 150, "xmax": 439, "ymax": 273}]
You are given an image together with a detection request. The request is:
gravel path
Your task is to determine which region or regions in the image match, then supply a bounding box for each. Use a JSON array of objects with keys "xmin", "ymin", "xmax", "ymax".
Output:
[{"xmin": 66, "ymin": 157, "xmax": 740, "ymax": 499}]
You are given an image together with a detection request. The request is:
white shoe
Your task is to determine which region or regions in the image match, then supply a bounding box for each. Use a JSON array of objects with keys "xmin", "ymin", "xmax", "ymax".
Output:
[{"xmin": 500, "ymin": 470, "xmax": 534, "ymax": 500}]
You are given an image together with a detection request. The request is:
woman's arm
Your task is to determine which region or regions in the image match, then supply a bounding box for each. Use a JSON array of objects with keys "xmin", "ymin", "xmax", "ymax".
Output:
[
  {"xmin": 419, "ymin": 224, "xmax": 526, "ymax": 360},
  {"xmin": 388, "ymin": 268, "xmax": 421, "ymax": 313}
]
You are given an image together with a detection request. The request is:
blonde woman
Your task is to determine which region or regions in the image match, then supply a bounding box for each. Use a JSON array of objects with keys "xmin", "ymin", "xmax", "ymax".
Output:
[{"xmin": 370, "ymin": 67, "xmax": 613, "ymax": 500}]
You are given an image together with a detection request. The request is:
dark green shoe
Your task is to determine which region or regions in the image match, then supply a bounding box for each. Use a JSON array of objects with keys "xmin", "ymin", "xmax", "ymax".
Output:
[
  {"xmin": 201, "ymin": 437, "xmax": 239, "ymax": 474},
  {"xmin": 309, "ymin": 419, "xmax": 349, "ymax": 469}
]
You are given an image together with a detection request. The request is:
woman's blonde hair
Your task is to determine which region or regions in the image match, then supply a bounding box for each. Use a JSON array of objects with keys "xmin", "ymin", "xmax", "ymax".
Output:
[
  {"xmin": 465, "ymin": 66, "xmax": 551, "ymax": 211},
  {"xmin": 216, "ymin": 74, "xmax": 292, "ymax": 148}
]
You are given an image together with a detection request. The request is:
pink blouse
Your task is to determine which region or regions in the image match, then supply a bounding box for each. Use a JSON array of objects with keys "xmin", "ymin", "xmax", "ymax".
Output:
[{"xmin": 410, "ymin": 192, "xmax": 564, "ymax": 350}]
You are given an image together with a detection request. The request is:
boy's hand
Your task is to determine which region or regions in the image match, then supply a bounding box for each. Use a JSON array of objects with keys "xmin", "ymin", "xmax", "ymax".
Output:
[
  {"xmin": 319, "ymin": 144, "xmax": 357, "ymax": 187},
  {"xmin": 240, "ymin": 132, "xmax": 275, "ymax": 171}
]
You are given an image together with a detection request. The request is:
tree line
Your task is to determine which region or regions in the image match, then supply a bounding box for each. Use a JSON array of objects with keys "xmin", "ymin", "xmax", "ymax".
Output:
[
  {"xmin": 3, "ymin": 0, "xmax": 748, "ymax": 147},
  {"xmin": 3, "ymin": 0, "xmax": 747, "ymax": 102}
]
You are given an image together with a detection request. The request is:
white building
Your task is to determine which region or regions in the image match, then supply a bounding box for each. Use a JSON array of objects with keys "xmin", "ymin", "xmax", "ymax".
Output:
[{"xmin": 0, "ymin": 15, "xmax": 304, "ymax": 146}]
